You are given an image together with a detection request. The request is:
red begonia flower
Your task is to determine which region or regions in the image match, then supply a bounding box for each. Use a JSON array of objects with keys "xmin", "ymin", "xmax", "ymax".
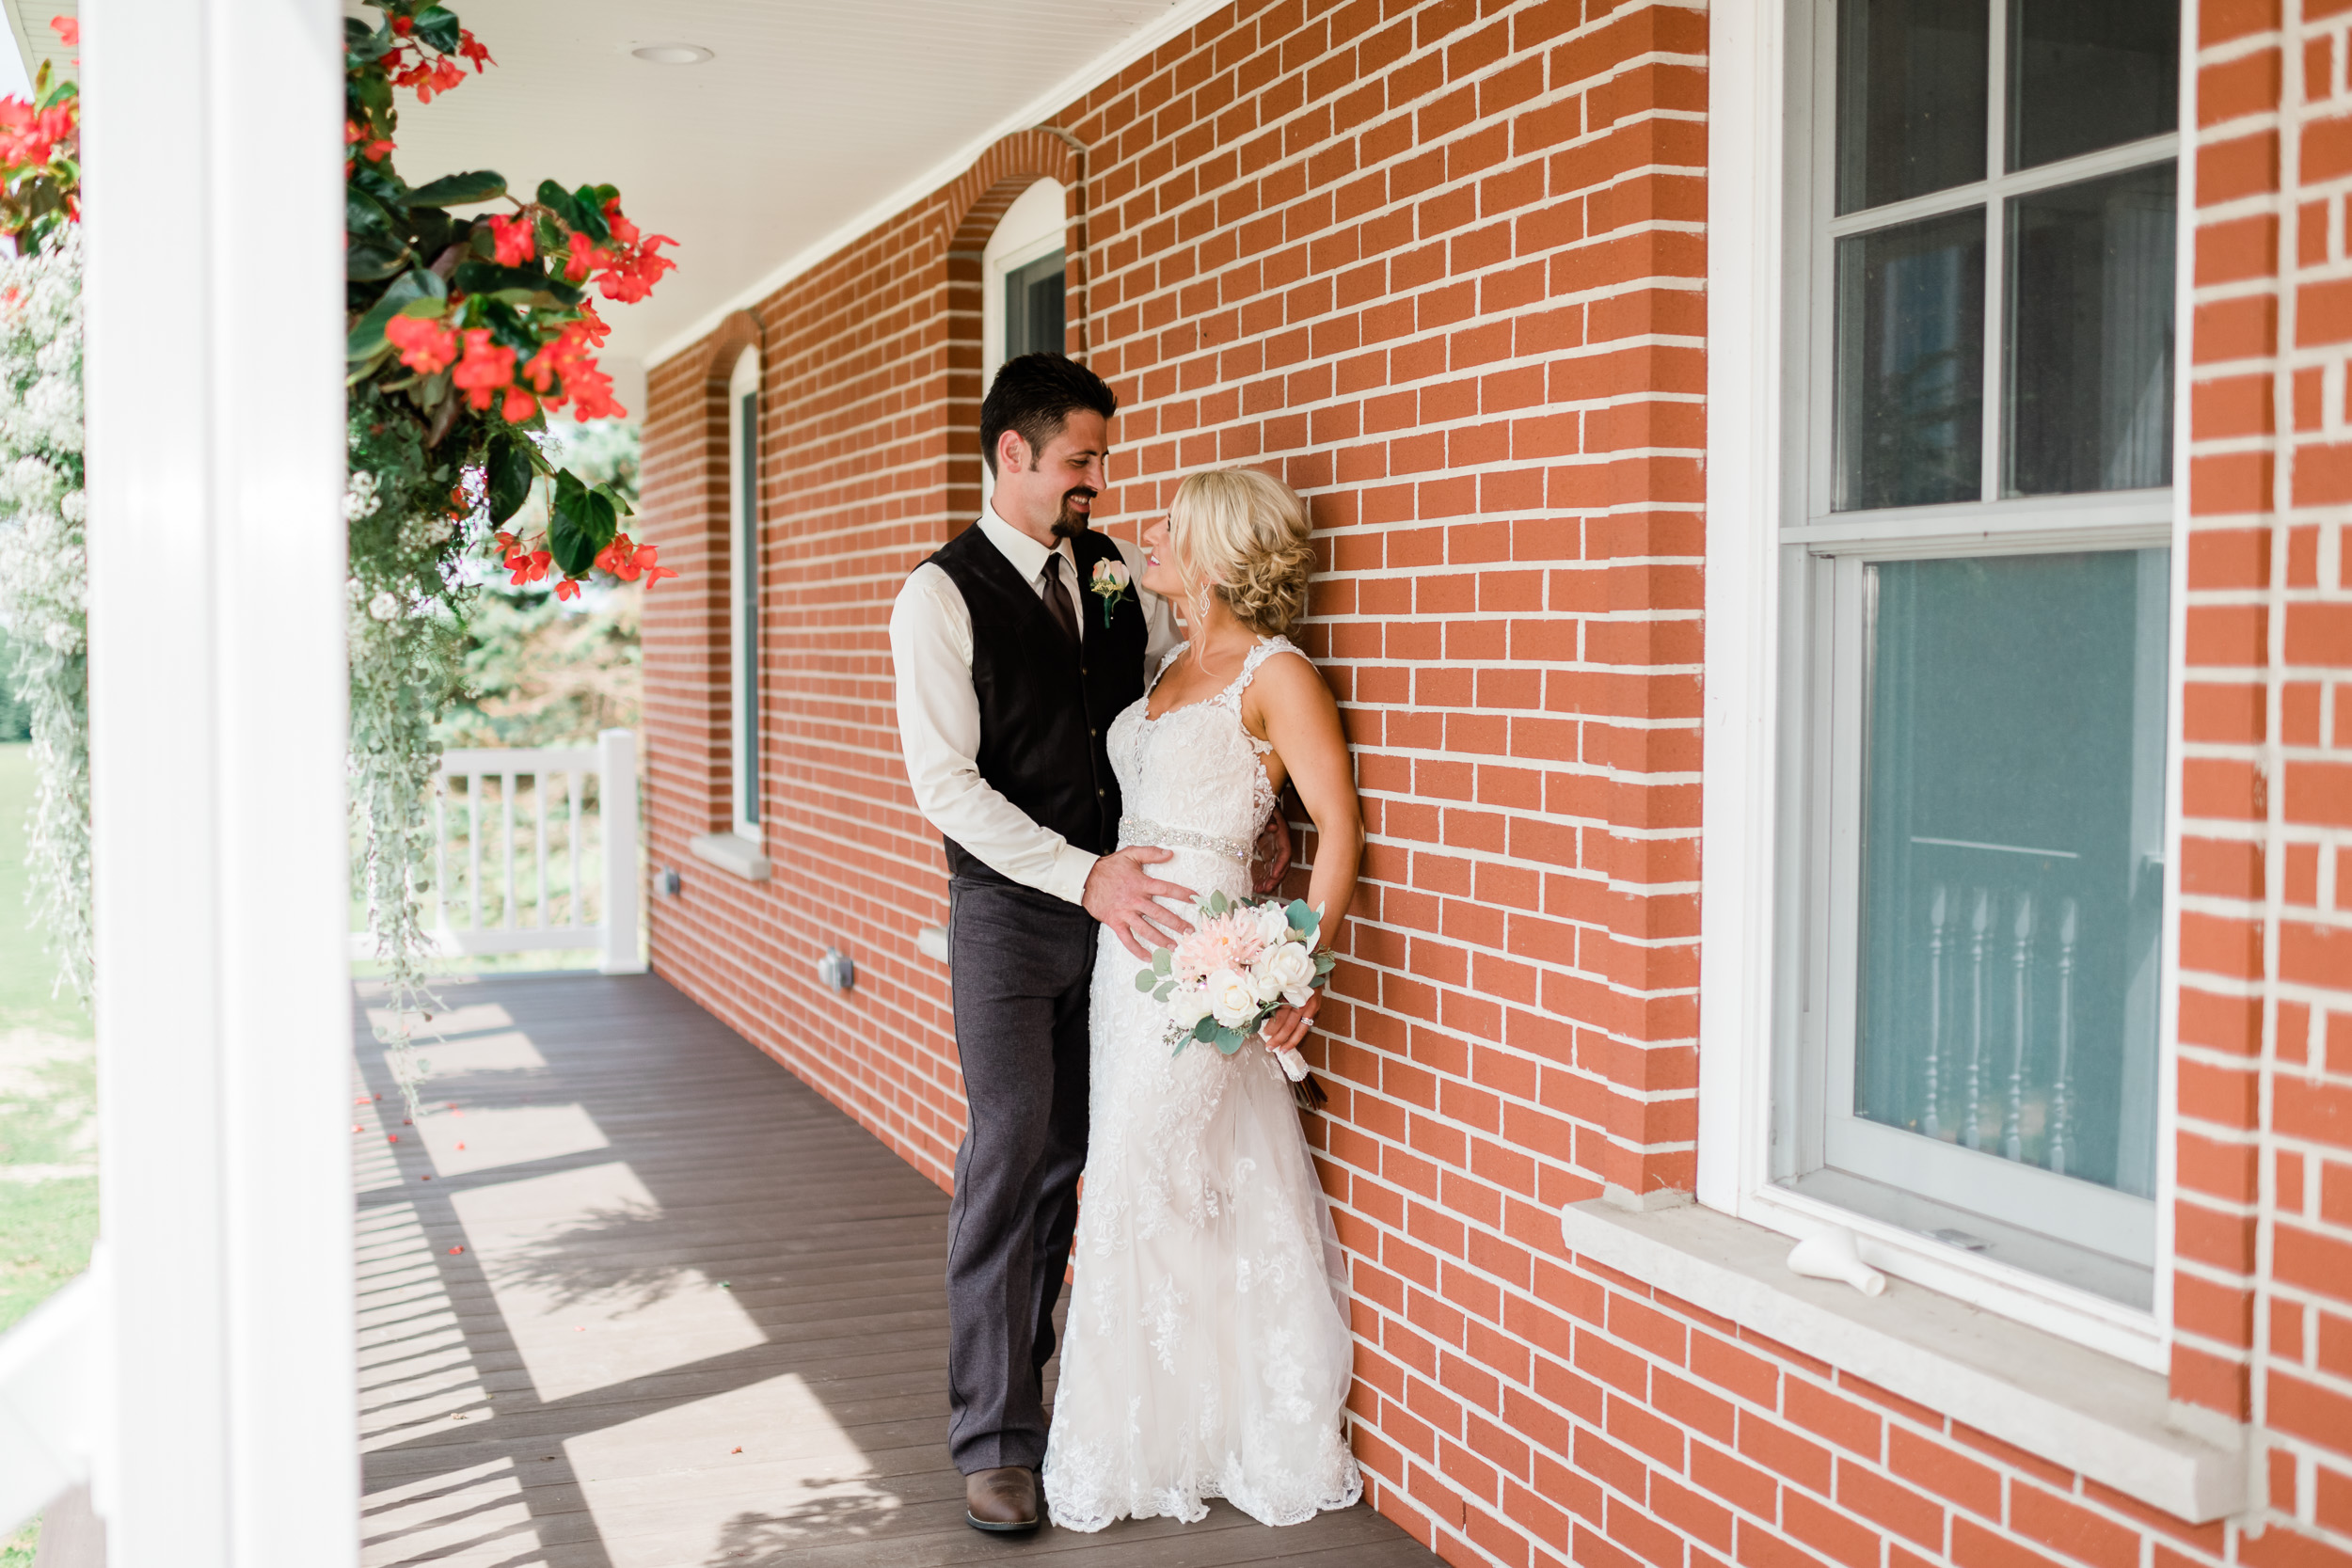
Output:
[
  {"xmin": 389, "ymin": 15, "xmax": 413, "ymax": 34},
  {"xmin": 486, "ymin": 212, "xmax": 534, "ymax": 266},
  {"xmin": 553, "ymin": 578, "xmax": 581, "ymax": 602},
  {"xmin": 385, "ymin": 313, "xmax": 460, "ymax": 377},
  {"xmin": 634, "ymin": 546, "xmax": 676, "ymax": 588},
  {"xmin": 453, "ymin": 328, "xmax": 516, "ymax": 410},
  {"xmin": 501, "ymin": 385, "xmax": 537, "ymax": 423},
  {"xmin": 49, "ymin": 16, "xmax": 75, "ymax": 46}
]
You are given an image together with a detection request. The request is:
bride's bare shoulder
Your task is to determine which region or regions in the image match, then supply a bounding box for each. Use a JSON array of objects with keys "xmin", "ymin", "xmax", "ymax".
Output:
[{"xmin": 1244, "ymin": 641, "xmax": 1338, "ymax": 722}]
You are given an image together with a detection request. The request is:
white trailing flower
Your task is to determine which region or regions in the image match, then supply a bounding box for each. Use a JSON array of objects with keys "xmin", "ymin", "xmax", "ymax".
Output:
[
  {"xmin": 368, "ymin": 590, "xmax": 401, "ymax": 623},
  {"xmin": 343, "ymin": 467, "xmax": 381, "ymax": 522},
  {"xmin": 0, "ymin": 227, "xmax": 91, "ymax": 1002}
]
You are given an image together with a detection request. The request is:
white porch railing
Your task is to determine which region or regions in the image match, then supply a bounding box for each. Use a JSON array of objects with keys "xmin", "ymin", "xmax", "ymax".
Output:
[{"xmin": 349, "ymin": 727, "xmax": 644, "ymax": 975}]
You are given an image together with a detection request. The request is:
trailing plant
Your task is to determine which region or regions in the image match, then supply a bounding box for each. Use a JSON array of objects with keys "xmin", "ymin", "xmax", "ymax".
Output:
[
  {"xmin": 344, "ymin": 1, "xmax": 678, "ymax": 1103},
  {"xmin": 0, "ymin": 22, "xmax": 87, "ymax": 1006}
]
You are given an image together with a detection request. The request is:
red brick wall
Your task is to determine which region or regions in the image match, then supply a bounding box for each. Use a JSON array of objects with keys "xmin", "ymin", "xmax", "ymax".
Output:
[
  {"xmin": 2178, "ymin": 0, "xmax": 2352, "ymax": 1555},
  {"xmin": 635, "ymin": 2, "xmax": 2348, "ymax": 1565}
]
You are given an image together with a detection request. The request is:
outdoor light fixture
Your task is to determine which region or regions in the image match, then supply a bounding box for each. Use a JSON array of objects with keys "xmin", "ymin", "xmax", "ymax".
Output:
[{"xmin": 630, "ymin": 42, "xmax": 712, "ymax": 64}]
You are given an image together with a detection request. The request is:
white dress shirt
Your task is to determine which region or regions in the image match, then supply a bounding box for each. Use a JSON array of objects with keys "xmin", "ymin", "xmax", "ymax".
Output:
[{"xmin": 890, "ymin": 505, "xmax": 1183, "ymax": 904}]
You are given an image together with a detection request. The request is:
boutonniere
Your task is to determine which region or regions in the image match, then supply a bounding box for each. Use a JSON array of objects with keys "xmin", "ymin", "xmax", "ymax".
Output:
[{"xmin": 1089, "ymin": 558, "xmax": 1134, "ymax": 627}]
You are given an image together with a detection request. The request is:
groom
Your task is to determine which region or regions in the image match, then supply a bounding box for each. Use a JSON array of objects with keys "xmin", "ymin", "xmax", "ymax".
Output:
[{"xmin": 889, "ymin": 354, "xmax": 1207, "ymax": 1532}]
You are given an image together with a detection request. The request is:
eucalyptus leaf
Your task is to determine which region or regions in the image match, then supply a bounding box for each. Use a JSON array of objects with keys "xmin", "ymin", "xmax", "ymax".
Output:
[
  {"xmin": 410, "ymin": 169, "xmax": 507, "ymax": 208},
  {"xmin": 1152, "ymin": 949, "xmax": 1171, "ymax": 976},
  {"xmin": 1153, "ymin": 982, "xmax": 1175, "ymax": 1003},
  {"xmin": 1134, "ymin": 970, "xmax": 1157, "ymax": 994},
  {"xmin": 1191, "ymin": 1018, "xmax": 1219, "ymax": 1043}
]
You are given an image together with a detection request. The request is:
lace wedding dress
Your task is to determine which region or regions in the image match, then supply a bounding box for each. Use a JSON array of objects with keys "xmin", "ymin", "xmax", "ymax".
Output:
[{"xmin": 1041, "ymin": 635, "xmax": 1362, "ymax": 1531}]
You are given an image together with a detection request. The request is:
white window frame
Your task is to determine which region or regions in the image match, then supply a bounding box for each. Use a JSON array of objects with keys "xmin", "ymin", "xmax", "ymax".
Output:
[
  {"xmin": 978, "ymin": 178, "xmax": 1068, "ymax": 502},
  {"xmin": 727, "ymin": 344, "xmax": 762, "ymax": 844},
  {"xmin": 1697, "ymin": 0, "xmax": 2193, "ymax": 1370}
]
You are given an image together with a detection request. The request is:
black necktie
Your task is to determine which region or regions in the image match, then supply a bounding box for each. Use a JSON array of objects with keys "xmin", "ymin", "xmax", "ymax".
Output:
[{"xmin": 1041, "ymin": 552, "xmax": 1081, "ymax": 645}]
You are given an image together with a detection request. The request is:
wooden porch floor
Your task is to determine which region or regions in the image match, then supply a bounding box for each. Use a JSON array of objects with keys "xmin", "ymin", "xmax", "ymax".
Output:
[{"xmin": 353, "ymin": 973, "xmax": 1436, "ymax": 1568}]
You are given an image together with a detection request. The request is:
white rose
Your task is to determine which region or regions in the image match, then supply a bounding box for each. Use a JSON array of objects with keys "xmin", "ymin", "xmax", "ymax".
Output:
[
  {"xmin": 1259, "ymin": 942, "xmax": 1317, "ymax": 1007},
  {"xmin": 1207, "ymin": 968, "xmax": 1260, "ymax": 1029},
  {"xmin": 1168, "ymin": 984, "xmax": 1215, "ymax": 1030},
  {"xmin": 1252, "ymin": 901, "xmax": 1291, "ymax": 947}
]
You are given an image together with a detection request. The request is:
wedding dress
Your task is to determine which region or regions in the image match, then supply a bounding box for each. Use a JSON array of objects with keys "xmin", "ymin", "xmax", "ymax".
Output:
[{"xmin": 1041, "ymin": 635, "xmax": 1363, "ymax": 1531}]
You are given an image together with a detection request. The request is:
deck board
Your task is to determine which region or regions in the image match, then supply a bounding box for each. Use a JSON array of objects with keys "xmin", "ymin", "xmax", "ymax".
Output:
[{"xmin": 354, "ymin": 974, "xmax": 1435, "ymax": 1568}]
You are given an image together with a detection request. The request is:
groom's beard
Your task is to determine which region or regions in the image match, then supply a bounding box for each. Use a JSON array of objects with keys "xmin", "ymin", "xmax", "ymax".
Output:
[{"xmin": 1049, "ymin": 486, "xmax": 1098, "ymax": 540}]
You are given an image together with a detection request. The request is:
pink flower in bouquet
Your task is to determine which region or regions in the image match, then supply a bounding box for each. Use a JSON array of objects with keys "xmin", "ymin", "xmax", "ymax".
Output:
[{"xmin": 1172, "ymin": 909, "xmax": 1264, "ymax": 984}]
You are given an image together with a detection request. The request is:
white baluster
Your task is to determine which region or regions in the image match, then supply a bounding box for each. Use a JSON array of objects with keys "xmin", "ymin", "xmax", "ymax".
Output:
[
  {"xmin": 467, "ymin": 771, "xmax": 483, "ymax": 932},
  {"xmin": 2004, "ymin": 893, "xmax": 2033, "ymax": 1164},
  {"xmin": 1923, "ymin": 884, "xmax": 1947, "ymax": 1139},
  {"xmin": 533, "ymin": 772, "xmax": 548, "ymax": 931},
  {"xmin": 1965, "ymin": 888, "xmax": 1990, "ymax": 1151},
  {"xmin": 501, "ymin": 770, "xmax": 517, "ymax": 930},
  {"xmin": 2049, "ymin": 897, "xmax": 2078, "ymax": 1177}
]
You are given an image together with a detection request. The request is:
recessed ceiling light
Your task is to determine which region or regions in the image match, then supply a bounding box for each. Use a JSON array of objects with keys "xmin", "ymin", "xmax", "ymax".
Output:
[{"xmin": 631, "ymin": 43, "xmax": 712, "ymax": 64}]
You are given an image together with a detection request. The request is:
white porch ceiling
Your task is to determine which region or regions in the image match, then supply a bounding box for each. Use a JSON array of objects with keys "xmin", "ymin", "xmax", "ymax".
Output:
[{"xmin": 2, "ymin": 0, "xmax": 1216, "ymax": 390}]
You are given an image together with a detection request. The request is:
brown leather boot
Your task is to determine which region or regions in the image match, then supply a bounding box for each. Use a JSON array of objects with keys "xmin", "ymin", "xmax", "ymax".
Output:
[{"xmin": 964, "ymin": 1465, "xmax": 1041, "ymax": 1532}]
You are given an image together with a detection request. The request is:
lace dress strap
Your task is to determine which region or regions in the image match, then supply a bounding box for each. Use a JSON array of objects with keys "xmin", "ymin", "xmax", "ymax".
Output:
[
  {"xmin": 1218, "ymin": 635, "xmax": 1301, "ymax": 755},
  {"xmin": 1147, "ymin": 641, "xmax": 1189, "ymax": 697}
]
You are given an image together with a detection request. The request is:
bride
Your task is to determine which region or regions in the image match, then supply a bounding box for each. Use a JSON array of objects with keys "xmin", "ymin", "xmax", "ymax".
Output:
[{"xmin": 1041, "ymin": 467, "xmax": 1365, "ymax": 1531}]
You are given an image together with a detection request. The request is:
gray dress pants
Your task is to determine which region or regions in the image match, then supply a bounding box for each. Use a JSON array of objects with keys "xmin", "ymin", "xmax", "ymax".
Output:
[{"xmin": 944, "ymin": 875, "xmax": 1097, "ymax": 1474}]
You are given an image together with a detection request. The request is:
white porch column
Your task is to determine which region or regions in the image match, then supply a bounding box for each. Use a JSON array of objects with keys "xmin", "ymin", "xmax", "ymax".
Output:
[{"xmin": 81, "ymin": 0, "xmax": 355, "ymax": 1563}]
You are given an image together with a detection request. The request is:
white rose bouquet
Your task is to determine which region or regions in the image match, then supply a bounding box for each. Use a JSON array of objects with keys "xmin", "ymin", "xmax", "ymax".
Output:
[{"xmin": 1135, "ymin": 891, "xmax": 1339, "ymax": 1102}]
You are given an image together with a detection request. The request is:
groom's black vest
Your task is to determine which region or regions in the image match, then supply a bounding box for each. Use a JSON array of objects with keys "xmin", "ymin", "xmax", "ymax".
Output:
[{"xmin": 928, "ymin": 524, "xmax": 1149, "ymax": 886}]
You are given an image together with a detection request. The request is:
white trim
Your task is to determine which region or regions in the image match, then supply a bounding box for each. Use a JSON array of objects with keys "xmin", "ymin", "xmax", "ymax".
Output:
[
  {"xmin": 1559, "ymin": 1201, "xmax": 2242, "ymax": 1522},
  {"xmin": 645, "ymin": 0, "xmax": 1231, "ymax": 368},
  {"xmin": 982, "ymin": 177, "xmax": 1069, "ymax": 388},
  {"xmin": 1696, "ymin": 0, "xmax": 1788, "ymax": 1213},
  {"xmin": 689, "ymin": 831, "xmax": 772, "ymax": 883},
  {"xmin": 727, "ymin": 345, "xmax": 762, "ymax": 841},
  {"xmin": 0, "ymin": 1267, "xmax": 99, "ymax": 1534}
]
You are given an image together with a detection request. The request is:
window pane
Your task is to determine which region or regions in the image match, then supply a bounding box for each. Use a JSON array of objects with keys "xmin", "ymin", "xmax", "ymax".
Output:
[
  {"xmin": 1855, "ymin": 551, "xmax": 2168, "ymax": 1201},
  {"xmin": 1836, "ymin": 0, "xmax": 1989, "ymax": 214},
  {"xmin": 2009, "ymin": 0, "xmax": 2179, "ymax": 171},
  {"xmin": 1006, "ymin": 250, "xmax": 1065, "ymax": 359},
  {"xmin": 1835, "ymin": 211, "xmax": 1986, "ymax": 511},
  {"xmin": 2005, "ymin": 163, "xmax": 2176, "ymax": 497}
]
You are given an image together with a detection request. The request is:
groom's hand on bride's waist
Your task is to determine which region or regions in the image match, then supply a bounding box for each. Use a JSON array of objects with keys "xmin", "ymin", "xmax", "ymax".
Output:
[{"xmin": 1083, "ymin": 847, "xmax": 1196, "ymax": 962}]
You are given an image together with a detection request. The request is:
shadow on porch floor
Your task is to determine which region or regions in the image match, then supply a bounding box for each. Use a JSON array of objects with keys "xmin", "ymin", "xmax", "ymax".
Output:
[{"xmin": 353, "ymin": 973, "xmax": 1434, "ymax": 1567}]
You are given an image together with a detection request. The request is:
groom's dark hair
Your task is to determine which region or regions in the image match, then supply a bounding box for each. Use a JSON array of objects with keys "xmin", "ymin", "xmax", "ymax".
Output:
[{"xmin": 979, "ymin": 354, "xmax": 1119, "ymax": 476}]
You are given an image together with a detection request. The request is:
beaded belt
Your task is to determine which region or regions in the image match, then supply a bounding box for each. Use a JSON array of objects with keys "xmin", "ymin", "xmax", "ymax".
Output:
[{"xmin": 1119, "ymin": 816, "xmax": 1250, "ymax": 863}]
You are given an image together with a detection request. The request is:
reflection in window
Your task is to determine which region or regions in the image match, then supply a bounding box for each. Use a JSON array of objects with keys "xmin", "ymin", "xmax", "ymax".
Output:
[
  {"xmin": 1006, "ymin": 250, "xmax": 1066, "ymax": 360},
  {"xmin": 2006, "ymin": 164, "xmax": 2176, "ymax": 496},
  {"xmin": 1855, "ymin": 551, "xmax": 2168, "ymax": 1199},
  {"xmin": 1835, "ymin": 210, "xmax": 1986, "ymax": 511}
]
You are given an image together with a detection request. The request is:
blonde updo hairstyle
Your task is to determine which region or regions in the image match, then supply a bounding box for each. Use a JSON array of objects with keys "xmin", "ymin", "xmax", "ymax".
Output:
[{"xmin": 1166, "ymin": 467, "xmax": 1315, "ymax": 637}]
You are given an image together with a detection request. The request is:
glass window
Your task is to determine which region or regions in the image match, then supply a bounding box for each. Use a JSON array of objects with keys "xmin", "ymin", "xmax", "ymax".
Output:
[
  {"xmin": 1006, "ymin": 250, "xmax": 1066, "ymax": 360},
  {"xmin": 1836, "ymin": 0, "xmax": 1989, "ymax": 214},
  {"xmin": 2005, "ymin": 164, "xmax": 2176, "ymax": 496},
  {"xmin": 727, "ymin": 347, "xmax": 761, "ymax": 840},
  {"xmin": 2008, "ymin": 0, "xmax": 2179, "ymax": 171},
  {"xmin": 1783, "ymin": 0, "xmax": 2181, "ymax": 1314}
]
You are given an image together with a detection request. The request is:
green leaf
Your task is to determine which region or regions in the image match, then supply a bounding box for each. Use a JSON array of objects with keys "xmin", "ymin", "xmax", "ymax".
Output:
[
  {"xmin": 347, "ymin": 185, "xmax": 401, "ymax": 242},
  {"xmin": 1205, "ymin": 890, "xmax": 1229, "ymax": 916},
  {"xmin": 1214, "ymin": 1026, "xmax": 1246, "ymax": 1055},
  {"xmin": 485, "ymin": 432, "xmax": 534, "ymax": 525},
  {"xmin": 1191, "ymin": 1018, "xmax": 1219, "ymax": 1043},
  {"xmin": 451, "ymin": 260, "xmax": 582, "ymax": 307},
  {"xmin": 535, "ymin": 180, "xmax": 590, "ymax": 231},
  {"xmin": 547, "ymin": 471, "xmax": 617, "ymax": 577},
  {"xmin": 1134, "ymin": 970, "xmax": 1157, "ymax": 994},
  {"xmin": 410, "ymin": 169, "xmax": 507, "ymax": 208},
  {"xmin": 412, "ymin": 5, "xmax": 463, "ymax": 54},
  {"xmin": 1152, "ymin": 949, "xmax": 1172, "ymax": 976},
  {"xmin": 594, "ymin": 481, "xmax": 635, "ymax": 520},
  {"xmin": 347, "ymin": 240, "xmax": 411, "ymax": 283},
  {"xmin": 346, "ymin": 274, "xmax": 437, "ymax": 362},
  {"xmin": 353, "ymin": 71, "xmax": 393, "ymax": 126},
  {"xmin": 568, "ymin": 184, "xmax": 612, "ymax": 242},
  {"xmin": 1286, "ymin": 899, "xmax": 1317, "ymax": 940},
  {"xmin": 1152, "ymin": 982, "xmax": 1175, "ymax": 1003}
]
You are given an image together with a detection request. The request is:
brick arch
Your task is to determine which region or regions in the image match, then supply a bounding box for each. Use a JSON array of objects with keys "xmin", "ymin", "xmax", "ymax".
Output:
[{"xmin": 940, "ymin": 128, "xmax": 1089, "ymax": 531}]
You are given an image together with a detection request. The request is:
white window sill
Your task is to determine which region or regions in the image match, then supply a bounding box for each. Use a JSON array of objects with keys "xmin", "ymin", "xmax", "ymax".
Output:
[
  {"xmin": 687, "ymin": 832, "xmax": 771, "ymax": 882},
  {"xmin": 1558, "ymin": 1198, "xmax": 2244, "ymax": 1523}
]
